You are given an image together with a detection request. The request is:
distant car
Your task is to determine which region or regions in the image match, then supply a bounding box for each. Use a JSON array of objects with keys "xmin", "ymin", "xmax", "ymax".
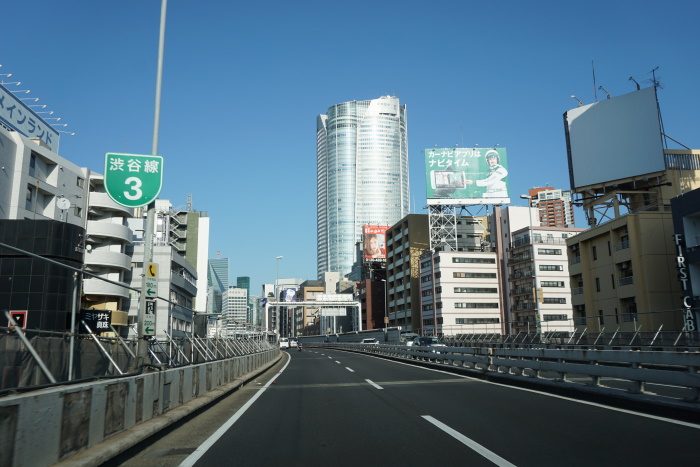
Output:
[
  {"xmin": 412, "ymin": 337, "xmax": 442, "ymax": 348},
  {"xmin": 361, "ymin": 338, "xmax": 379, "ymax": 345},
  {"xmin": 279, "ymin": 338, "xmax": 290, "ymax": 349},
  {"xmin": 290, "ymin": 339, "xmax": 298, "ymax": 348},
  {"xmin": 402, "ymin": 333, "xmax": 419, "ymax": 346}
]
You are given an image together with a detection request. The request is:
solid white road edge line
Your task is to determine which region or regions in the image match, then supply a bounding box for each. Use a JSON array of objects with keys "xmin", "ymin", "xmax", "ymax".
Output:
[
  {"xmin": 364, "ymin": 354, "xmax": 700, "ymax": 429},
  {"xmin": 366, "ymin": 379, "xmax": 383, "ymax": 389},
  {"xmin": 422, "ymin": 415, "xmax": 516, "ymax": 467},
  {"xmin": 179, "ymin": 357, "xmax": 292, "ymax": 467}
]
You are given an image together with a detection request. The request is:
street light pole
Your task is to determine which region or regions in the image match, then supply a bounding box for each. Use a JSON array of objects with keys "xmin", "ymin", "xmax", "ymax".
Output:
[{"xmin": 276, "ymin": 255, "xmax": 283, "ymax": 336}]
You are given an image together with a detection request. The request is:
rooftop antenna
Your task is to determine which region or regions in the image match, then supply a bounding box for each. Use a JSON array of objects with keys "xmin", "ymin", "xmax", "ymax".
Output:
[
  {"xmin": 460, "ymin": 124, "xmax": 464, "ymax": 147},
  {"xmin": 629, "ymin": 76, "xmax": 640, "ymax": 90},
  {"xmin": 186, "ymin": 193, "xmax": 193, "ymax": 211},
  {"xmin": 592, "ymin": 60, "xmax": 598, "ymax": 102},
  {"xmin": 647, "ymin": 66, "xmax": 663, "ymax": 89}
]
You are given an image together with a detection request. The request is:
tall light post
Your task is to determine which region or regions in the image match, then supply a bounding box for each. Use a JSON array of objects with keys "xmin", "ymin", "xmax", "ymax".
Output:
[
  {"xmin": 276, "ymin": 256, "xmax": 283, "ymax": 336},
  {"xmin": 380, "ymin": 279, "xmax": 388, "ymax": 335},
  {"xmin": 520, "ymin": 195, "xmax": 542, "ymax": 337}
]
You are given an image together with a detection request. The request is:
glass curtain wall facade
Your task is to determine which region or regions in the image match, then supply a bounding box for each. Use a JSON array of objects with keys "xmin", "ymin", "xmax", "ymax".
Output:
[{"xmin": 317, "ymin": 96, "xmax": 409, "ymax": 277}]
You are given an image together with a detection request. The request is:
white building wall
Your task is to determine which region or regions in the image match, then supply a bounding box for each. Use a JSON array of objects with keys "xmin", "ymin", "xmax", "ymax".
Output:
[{"xmin": 420, "ymin": 251, "xmax": 502, "ymax": 336}]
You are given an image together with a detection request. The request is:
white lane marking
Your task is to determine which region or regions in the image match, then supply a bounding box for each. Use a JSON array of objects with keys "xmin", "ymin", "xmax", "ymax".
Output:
[
  {"xmin": 422, "ymin": 416, "xmax": 516, "ymax": 467},
  {"xmin": 366, "ymin": 379, "xmax": 383, "ymax": 389},
  {"xmin": 346, "ymin": 367, "xmax": 355, "ymax": 372},
  {"xmin": 328, "ymin": 356, "xmax": 332, "ymax": 359},
  {"xmin": 179, "ymin": 358, "xmax": 291, "ymax": 467},
  {"xmin": 367, "ymin": 355, "xmax": 700, "ymax": 430},
  {"xmin": 335, "ymin": 361, "xmax": 341, "ymax": 364}
]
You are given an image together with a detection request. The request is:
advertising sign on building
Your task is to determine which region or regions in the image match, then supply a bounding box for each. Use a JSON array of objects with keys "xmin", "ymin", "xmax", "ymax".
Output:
[
  {"xmin": 0, "ymin": 84, "xmax": 60, "ymax": 152},
  {"xmin": 363, "ymin": 225, "xmax": 390, "ymax": 264},
  {"xmin": 284, "ymin": 288, "xmax": 297, "ymax": 302},
  {"xmin": 425, "ymin": 147, "xmax": 509, "ymax": 205},
  {"xmin": 80, "ymin": 309, "xmax": 112, "ymax": 333}
]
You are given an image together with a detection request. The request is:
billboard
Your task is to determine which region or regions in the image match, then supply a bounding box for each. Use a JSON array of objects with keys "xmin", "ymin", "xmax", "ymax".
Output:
[
  {"xmin": 0, "ymin": 84, "xmax": 60, "ymax": 152},
  {"xmin": 363, "ymin": 225, "xmax": 390, "ymax": 264},
  {"xmin": 425, "ymin": 147, "xmax": 509, "ymax": 205},
  {"xmin": 564, "ymin": 86, "xmax": 664, "ymax": 190},
  {"xmin": 283, "ymin": 288, "xmax": 297, "ymax": 302}
]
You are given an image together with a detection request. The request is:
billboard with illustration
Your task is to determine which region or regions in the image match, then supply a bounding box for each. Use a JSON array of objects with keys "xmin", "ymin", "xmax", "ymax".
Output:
[
  {"xmin": 363, "ymin": 225, "xmax": 390, "ymax": 264},
  {"xmin": 425, "ymin": 147, "xmax": 509, "ymax": 205}
]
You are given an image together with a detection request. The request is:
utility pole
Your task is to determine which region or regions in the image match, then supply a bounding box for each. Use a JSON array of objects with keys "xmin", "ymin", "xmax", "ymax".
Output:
[{"xmin": 136, "ymin": 0, "xmax": 168, "ymax": 368}]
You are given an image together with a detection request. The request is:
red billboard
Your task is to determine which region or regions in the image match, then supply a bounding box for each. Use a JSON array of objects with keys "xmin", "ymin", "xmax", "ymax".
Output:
[{"xmin": 363, "ymin": 225, "xmax": 390, "ymax": 263}]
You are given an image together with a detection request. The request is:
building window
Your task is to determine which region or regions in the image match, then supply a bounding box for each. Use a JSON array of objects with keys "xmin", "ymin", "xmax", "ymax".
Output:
[
  {"xmin": 453, "ymin": 272, "xmax": 497, "ymax": 278},
  {"xmin": 456, "ymin": 318, "xmax": 500, "ymax": 324},
  {"xmin": 543, "ymin": 314, "xmax": 568, "ymax": 321},
  {"xmin": 452, "ymin": 257, "xmax": 495, "ymax": 264},
  {"xmin": 77, "ymin": 177, "xmax": 85, "ymax": 188},
  {"xmin": 593, "ymin": 246, "xmax": 598, "ymax": 260},
  {"xmin": 595, "ymin": 277, "xmax": 600, "ymax": 292},
  {"xmin": 25, "ymin": 185, "xmax": 34, "ymax": 210},
  {"xmin": 74, "ymin": 206, "xmax": 82, "ymax": 218},
  {"xmin": 455, "ymin": 303, "xmax": 499, "ymax": 308},
  {"xmin": 454, "ymin": 287, "xmax": 498, "ymax": 293},
  {"xmin": 543, "ymin": 297, "xmax": 566, "ymax": 304},
  {"xmin": 539, "ymin": 265, "xmax": 563, "ymax": 271},
  {"xmin": 540, "ymin": 281, "xmax": 565, "ymax": 287},
  {"xmin": 538, "ymin": 248, "xmax": 562, "ymax": 255}
]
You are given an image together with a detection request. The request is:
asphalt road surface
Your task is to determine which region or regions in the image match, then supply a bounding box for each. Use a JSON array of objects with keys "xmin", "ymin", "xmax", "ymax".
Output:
[{"xmin": 111, "ymin": 348, "xmax": 700, "ymax": 467}]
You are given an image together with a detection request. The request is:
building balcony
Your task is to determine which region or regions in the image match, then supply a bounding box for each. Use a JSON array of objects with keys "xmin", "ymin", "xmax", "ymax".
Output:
[
  {"xmin": 618, "ymin": 276, "xmax": 634, "ymax": 286},
  {"xmin": 88, "ymin": 192, "xmax": 133, "ymax": 216},
  {"xmin": 86, "ymin": 221, "xmax": 132, "ymax": 244},
  {"xmin": 82, "ymin": 277, "xmax": 130, "ymax": 298},
  {"xmin": 569, "ymin": 256, "xmax": 581, "ymax": 265},
  {"xmin": 613, "ymin": 240, "xmax": 630, "ymax": 252},
  {"xmin": 84, "ymin": 249, "xmax": 132, "ymax": 271},
  {"xmin": 571, "ymin": 287, "xmax": 584, "ymax": 295}
]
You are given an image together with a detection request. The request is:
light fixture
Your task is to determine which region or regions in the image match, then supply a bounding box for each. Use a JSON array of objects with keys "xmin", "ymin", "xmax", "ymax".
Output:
[
  {"xmin": 58, "ymin": 131, "xmax": 75, "ymax": 135},
  {"xmin": 628, "ymin": 76, "xmax": 640, "ymax": 90},
  {"xmin": 28, "ymin": 104, "xmax": 46, "ymax": 108},
  {"xmin": 598, "ymin": 86, "xmax": 611, "ymax": 99},
  {"xmin": 21, "ymin": 97, "xmax": 39, "ymax": 101},
  {"xmin": 52, "ymin": 123, "xmax": 68, "ymax": 127},
  {"xmin": 570, "ymin": 95, "xmax": 583, "ymax": 106},
  {"xmin": 44, "ymin": 117, "xmax": 61, "ymax": 121},
  {"xmin": 0, "ymin": 73, "xmax": 11, "ymax": 77},
  {"xmin": 12, "ymin": 90, "xmax": 31, "ymax": 94},
  {"xmin": 0, "ymin": 81, "xmax": 20, "ymax": 86},
  {"xmin": 36, "ymin": 111, "xmax": 54, "ymax": 115}
]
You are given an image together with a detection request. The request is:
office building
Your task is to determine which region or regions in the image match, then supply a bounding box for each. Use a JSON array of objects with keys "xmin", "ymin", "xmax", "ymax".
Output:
[
  {"xmin": 222, "ymin": 286, "xmax": 248, "ymax": 335},
  {"xmin": 207, "ymin": 256, "xmax": 229, "ymax": 314},
  {"xmin": 526, "ymin": 187, "xmax": 575, "ymax": 228},
  {"xmin": 316, "ymin": 95, "xmax": 409, "ymax": 278}
]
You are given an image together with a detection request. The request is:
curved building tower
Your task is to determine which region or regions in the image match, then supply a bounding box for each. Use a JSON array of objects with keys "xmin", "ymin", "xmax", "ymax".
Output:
[{"xmin": 317, "ymin": 96, "xmax": 409, "ymax": 277}]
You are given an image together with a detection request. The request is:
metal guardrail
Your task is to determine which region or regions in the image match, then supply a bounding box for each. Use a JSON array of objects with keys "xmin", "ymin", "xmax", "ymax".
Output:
[{"xmin": 321, "ymin": 342, "xmax": 700, "ymax": 405}]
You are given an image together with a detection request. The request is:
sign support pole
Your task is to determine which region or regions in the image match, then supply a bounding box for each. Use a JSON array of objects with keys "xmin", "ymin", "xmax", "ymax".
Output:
[{"xmin": 136, "ymin": 0, "xmax": 167, "ymax": 369}]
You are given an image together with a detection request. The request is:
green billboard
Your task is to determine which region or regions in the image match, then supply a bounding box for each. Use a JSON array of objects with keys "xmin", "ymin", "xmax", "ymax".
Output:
[{"xmin": 425, "ymin": 147, "xmax": 509, "ymax": 205}]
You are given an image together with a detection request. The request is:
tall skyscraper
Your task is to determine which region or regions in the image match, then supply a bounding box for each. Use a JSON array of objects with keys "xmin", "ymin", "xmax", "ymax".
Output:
[
  {"xmin": 207, "ymin": 257, "xmax": 229, "ymax": 314},
  {"xmin": 527, "ymin": 187, "xmax": 575, "ymax": 228},
  {"xmin": 316, "ymin": 95, "xmax": 409, "ymax": 277}
]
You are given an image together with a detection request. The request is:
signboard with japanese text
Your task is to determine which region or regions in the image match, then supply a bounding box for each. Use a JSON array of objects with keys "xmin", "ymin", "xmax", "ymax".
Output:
[
  {"xmin": 104, "ymin": 153, "xmax": 164, "ymax": 208},
  {"xmin": 363, "ymin": 225, "xmax": 390, "ymax": 264},
  {"xmin": 144, "ymin": 300, "xmax": 156, "ymax": 336},
  {"xmin": 0, "ymin": 84, "xmax": 59, "ymax": 152},
  {"xmin": 425, "ymin": 147, "xmax": 509, "ymax": 205},
  {"xmin": 80, "ymin": 309, "xmax": 112, "ymax": 333}
]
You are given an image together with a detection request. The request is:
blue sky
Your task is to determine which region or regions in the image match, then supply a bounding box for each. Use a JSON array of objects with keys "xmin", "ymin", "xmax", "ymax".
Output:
[{"xmin": 3, "ymin": 0, "xmax": 699, "ymax": 294}]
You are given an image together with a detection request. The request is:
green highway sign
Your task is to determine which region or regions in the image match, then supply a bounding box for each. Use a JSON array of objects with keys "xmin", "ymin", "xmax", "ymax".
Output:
[{"xmin": 104, "ymin": 153, "xmax": 164, "ymax": 208}]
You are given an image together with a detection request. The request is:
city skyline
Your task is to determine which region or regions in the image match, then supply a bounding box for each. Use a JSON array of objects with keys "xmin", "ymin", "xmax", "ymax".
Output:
[{"xmin": 2, "ymin": 1, "xmax": 698, "ymax": 293}]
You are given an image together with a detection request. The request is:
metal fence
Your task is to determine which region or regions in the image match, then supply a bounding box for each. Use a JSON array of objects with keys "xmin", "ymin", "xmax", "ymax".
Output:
[{"xmin": 0, "ymin": 321, "xmax": 275, "ymax": 394}]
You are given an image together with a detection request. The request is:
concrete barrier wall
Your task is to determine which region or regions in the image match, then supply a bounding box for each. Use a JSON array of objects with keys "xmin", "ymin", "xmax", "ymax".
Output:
[{"xmin": 0, "ymin": 349, "xmax": 279, "ymax": 467}]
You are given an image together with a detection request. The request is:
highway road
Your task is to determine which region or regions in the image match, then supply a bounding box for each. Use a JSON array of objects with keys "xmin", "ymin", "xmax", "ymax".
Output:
[{"xmin": 111, "ymin": 348, "xmax": 700, "ymax": 467}]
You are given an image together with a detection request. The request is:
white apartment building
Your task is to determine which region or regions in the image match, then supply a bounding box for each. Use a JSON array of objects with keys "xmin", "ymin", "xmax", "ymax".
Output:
[
  {"xmin": 420, "ymin": 250, "xmax": 502, "ymax": 336},
  {"xmin": 222, "ymin": 286, "xmax": 248, "ymax": 335}
]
